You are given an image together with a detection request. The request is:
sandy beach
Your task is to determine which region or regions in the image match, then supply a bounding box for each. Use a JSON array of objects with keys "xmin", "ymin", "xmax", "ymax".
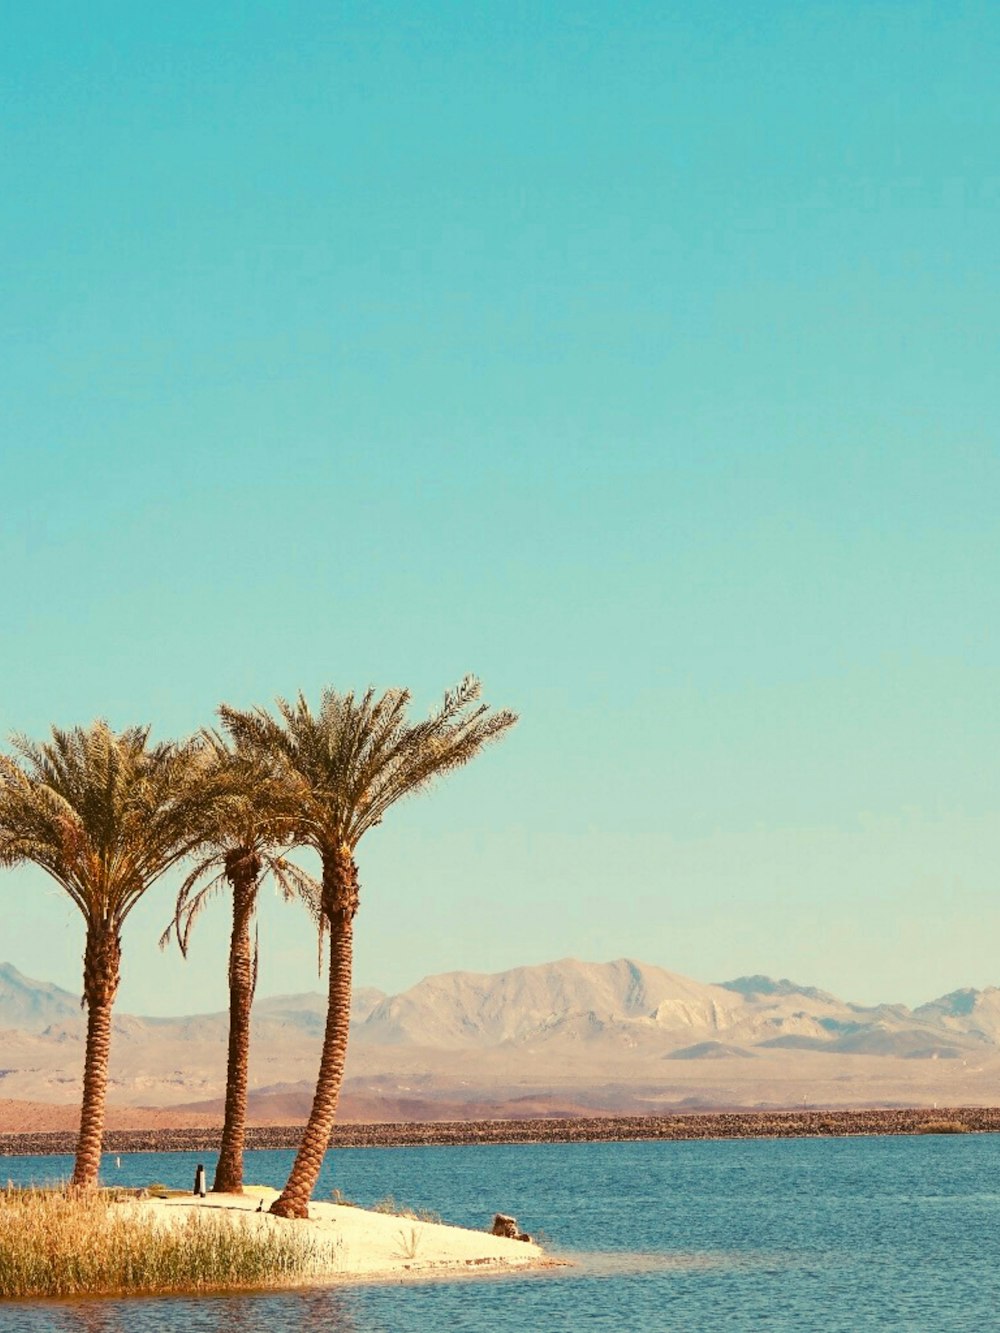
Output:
[{"xmin": 121, "ymin": 1187, "xmax": 547, "ymax": 1284}]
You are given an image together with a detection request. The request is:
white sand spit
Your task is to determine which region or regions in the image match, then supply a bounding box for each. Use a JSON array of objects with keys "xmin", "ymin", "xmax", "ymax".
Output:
[{"xmin": 120, "ymin": 1187, "xmax": 546, "ymax": 1284}]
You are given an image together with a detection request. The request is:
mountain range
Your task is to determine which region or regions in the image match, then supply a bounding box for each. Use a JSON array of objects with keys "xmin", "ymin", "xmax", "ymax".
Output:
[{"xmin": 2, "ymin": 958, "xmax": 1000, "ymax": 1124}]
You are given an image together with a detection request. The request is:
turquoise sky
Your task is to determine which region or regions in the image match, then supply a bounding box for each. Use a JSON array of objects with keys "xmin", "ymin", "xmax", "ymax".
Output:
[{"xmin": 3, "ymin": 2, "xmax": 999, "ymax": 1015}]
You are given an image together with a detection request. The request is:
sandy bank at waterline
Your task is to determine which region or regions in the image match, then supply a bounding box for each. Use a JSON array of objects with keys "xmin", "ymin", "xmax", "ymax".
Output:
[{"xmin": 123, "ymin": 1187, "xmax": 547, "ymax": 1285}]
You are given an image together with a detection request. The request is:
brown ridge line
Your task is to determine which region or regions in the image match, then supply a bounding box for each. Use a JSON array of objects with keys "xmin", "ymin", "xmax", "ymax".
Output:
[{"xmin": 3, "ymin": 1108, "xmax": 1000, "ymax": 1157}]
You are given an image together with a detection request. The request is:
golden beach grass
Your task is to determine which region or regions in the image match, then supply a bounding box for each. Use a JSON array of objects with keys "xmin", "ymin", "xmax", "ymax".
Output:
[{"xmin": 0, "ymin": 1188, "xmax": 324, "ymax": 1299}]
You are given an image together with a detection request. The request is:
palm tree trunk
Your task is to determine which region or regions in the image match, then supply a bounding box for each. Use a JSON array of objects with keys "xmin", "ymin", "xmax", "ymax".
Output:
[
  {"xmin": 71, "ymin": 926, "xmax": 121, "ymax": 1189},
  {"xmin": 271, "ymin": 846, "xmax": 358, "ymax": 1219},
  {"xmin": 213, "ymin": 861, "xmax": 259, "ymax": 1194}
]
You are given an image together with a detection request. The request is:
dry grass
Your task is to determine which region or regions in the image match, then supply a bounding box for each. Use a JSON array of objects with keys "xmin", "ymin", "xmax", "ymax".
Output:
[
  {"xmin": 370, "ymin": 1193, "xmax": 442, "ymax": 1224},
  {"xmin": 916, "ymin": 1120, "xmax": 970, "ymax": 1135},
  {"xmin": 393, "ymin": 1225, "xmax": 422, "ymax": 1260},
  {"xmin": 0, "ymin": 1188, "xmax": 324, "ymax": 1299}
]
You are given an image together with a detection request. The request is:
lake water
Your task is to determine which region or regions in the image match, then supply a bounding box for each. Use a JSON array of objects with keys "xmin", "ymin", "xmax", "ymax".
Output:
[{"xmin": 2, "ymin": 1133, "xmax": 998, "ymax": 1330}]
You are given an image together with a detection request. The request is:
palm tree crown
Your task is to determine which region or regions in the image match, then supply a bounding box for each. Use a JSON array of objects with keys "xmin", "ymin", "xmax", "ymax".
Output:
[
  {"xmin": 0, "ymin": 722, "xmax": 212, "ymax": 932},
  {"xmin": 220, "ymin": 676, "xmax": 517, "ymax": 865},
  {"xmin": 161, "ymin": 735, "xmax": 319, "ymax": 959}
]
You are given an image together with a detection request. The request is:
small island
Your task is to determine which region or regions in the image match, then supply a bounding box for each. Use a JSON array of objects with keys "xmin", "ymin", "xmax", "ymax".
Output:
[
  {"xmin": 127, "ymin": 1187, "xmax": 546, "ymax": 1284},
  {"xmin": 0, "ymin": 1185, "xmax": 547, "ymax": 1300}
]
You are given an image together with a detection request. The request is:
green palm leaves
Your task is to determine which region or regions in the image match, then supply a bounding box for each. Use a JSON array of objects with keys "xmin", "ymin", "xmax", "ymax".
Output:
[
  {"xmin": 0, "ymin": 723, "xmax": 210, "ymax": 921},
  {"xmin": 219, "ymin": 676, "xmax": 517, "ymax": 856}
]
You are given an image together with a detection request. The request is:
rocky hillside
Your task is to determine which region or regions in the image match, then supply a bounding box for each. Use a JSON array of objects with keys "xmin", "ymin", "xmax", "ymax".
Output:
[
  {"xmin": 348, "ymin": 958, "xmax": 997, "ymax": 1059},
  {"xmin": 4, "ymin": 958, "xmax": 1000, "ymax": 1115},
  {"xmin": 0, "ymin": 964, "xmax": 81, "ymax": 1033}
]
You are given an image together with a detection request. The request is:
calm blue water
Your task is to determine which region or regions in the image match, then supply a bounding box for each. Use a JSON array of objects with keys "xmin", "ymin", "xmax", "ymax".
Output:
[{"xmin": 2, "ymin": 1134, "xmax": 998, "ymax": 1330}]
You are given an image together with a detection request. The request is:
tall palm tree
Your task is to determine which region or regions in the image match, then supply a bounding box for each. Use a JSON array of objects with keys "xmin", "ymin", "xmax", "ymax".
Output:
[
  {"xmin": 160, "ymin": 736, "xmax": 320, "ymax": 1194},
  {"xmin": 0, "ymin": 722, "xmax": 214, "ymax": 1188},
  {"xmin": 219, "ymin": 676, "xmax": 517, "ymax": 1218}
]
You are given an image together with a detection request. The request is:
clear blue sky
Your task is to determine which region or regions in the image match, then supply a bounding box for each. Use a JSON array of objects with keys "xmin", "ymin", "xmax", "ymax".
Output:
[{"xmin": 2, "ymin": 1, "xmax": 999, "ymax": 1014}]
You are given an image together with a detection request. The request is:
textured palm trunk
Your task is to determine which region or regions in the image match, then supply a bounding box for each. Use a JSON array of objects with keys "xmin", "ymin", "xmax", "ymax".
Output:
[
  {"xmin": 213, "ymin": 853, "xmax": 260, "ymax": 1194},
  {"xmin": 271, "ymin": 845, "xmax": 359, "ymax": 1219},
  {"xmin": 71, "ymin": 926, "xmax": 121, "ymax": 1189}
]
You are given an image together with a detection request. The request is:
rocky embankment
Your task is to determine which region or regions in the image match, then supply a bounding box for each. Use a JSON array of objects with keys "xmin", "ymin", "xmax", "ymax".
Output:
[{"xmin": 4, "ymin": 1107, "xmax": 1000, "ymax": 1156}]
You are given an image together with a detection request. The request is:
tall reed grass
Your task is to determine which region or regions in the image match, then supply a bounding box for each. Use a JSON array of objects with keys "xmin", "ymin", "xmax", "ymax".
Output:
[{"xmin": 0, "ymin": 1188, "xmax": 328, "ymax": 1299}]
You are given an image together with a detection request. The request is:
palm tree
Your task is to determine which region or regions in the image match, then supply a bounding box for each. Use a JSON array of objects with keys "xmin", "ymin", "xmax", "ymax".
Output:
[
  {"xmin": 160, "ymin": 736, "xmax": 320, "ymax": 1194},
  {"xmin": 0, "ymin": 722, "xmax": 213, "ymax": 1188},
  {"xmin": 219, "ymin": 676, "xmax": 517, "ymax": 1218}
]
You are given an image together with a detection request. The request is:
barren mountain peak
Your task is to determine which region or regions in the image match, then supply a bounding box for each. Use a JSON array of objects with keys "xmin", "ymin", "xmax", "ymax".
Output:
[
  {"xmin": 717, "ymin": 975, "xmax": 838, "ymax": 1004},
  {"xmin": 0, "ymin": 962, "xmax": 81, "ymax": 1034},
  {"xmin": 915, "ymin": 987, "xmax": 981, "ymax": 1016}
]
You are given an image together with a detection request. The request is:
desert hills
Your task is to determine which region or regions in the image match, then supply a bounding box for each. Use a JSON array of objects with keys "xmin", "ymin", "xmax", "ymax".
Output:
[{"xmin": 3, "ymin": 957, "xmax": 1000, "ymax": 1128}]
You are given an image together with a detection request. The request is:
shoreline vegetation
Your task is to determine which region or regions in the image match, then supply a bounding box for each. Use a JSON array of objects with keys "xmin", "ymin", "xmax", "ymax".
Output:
[
  {"xmin": 0, "ymin": 1188, "xmax": 321, "ymax": 1300},
  {"xmin": 2, "ymin": 1108, "xmax": 995, "ymax": 1158},
  {"xmin": 0, "ymin": 1187, "xmax": 545, "ymax": 1300}
]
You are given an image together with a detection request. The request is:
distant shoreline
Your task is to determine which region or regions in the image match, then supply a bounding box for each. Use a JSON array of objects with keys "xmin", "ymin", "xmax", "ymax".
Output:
[{"xmin": 3, "ymin": 1107, "xmax": 999, "ymax": 1157}]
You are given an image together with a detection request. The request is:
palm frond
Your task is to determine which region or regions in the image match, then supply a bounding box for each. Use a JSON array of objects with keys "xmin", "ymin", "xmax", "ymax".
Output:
[
  {"xmin": 218, "ymin": 678, "xmax": 517, "ymax": 877},
  {"xmin": 0, "ymin": 721, "xmax": 224, "ymax": 931},
  {"xmin": 158, "ymin": 731, "xmax": 321, "ymax": 957}
]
